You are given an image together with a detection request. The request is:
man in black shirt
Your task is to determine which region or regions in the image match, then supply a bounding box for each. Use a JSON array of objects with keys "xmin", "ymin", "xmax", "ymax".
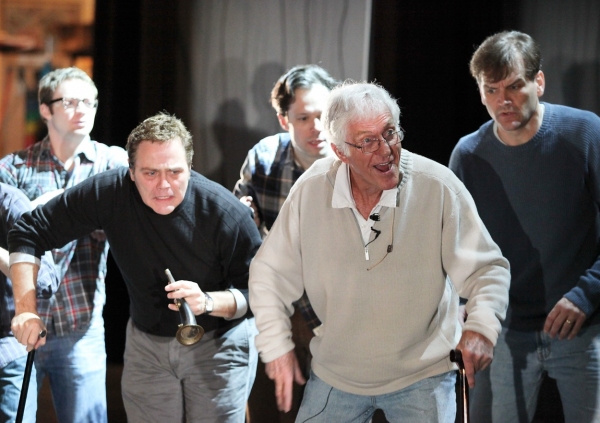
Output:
[{"xmin": 9, "ymin": 113, "xmax": 262, "ymax": 423}]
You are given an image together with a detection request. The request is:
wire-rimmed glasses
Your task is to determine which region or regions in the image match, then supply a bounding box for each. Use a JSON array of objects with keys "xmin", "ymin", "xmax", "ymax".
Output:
[
  {"xmin": 47, "ymin": 97, "xmax": 99, "ymax": 110},
  {"xmin": 344, "ymin": 128, "xmax": 404, "ymax": 154}
]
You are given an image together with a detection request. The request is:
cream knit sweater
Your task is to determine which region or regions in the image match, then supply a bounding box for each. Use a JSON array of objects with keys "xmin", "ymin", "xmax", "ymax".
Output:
[{"xmin": 249, "ymin": 150, "xmax": 510, "ymax": 396}]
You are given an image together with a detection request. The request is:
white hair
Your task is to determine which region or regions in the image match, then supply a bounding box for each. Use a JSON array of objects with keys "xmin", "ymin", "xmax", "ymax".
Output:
[{"xmin": 323, "ymin": 81, "xmax": 401, "ymax": 155}]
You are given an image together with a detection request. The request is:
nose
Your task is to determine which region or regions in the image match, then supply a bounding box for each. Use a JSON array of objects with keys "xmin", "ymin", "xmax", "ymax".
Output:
[
  {"xmin": 73, "ymin": 102, "xmax": 93, "ymax": 116},
  {"xmin": 72, "ymin": 102, "xmax": 85, "ymax": 114},
  {"xmin": 73, "ymin": 99, "xmax": 87, "ymax": 111},
  {"xmin": 158, "ymin": 175, "xmax": 170, "ymax": 189},
  {"xmin": 376, "ymin": 137, "xmax": 394, "ymax": 156},
  {"xmin": 497, "ymin": 89, "xmax": 511, "ymax": 105}
]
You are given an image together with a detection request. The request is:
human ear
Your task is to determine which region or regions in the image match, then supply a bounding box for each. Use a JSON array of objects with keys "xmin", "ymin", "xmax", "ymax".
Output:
[
  {"xmin": 536, "ymin": 71, "xmax": 545, "ymax": 97},
  {"xmin": 477, "ymin": 82, "xmax": 487, "ymax": 106},
  {"xmin": 331, "ymin": 143, "xmax": 349, "ymax": 163},
  {"xmin": 39, "ymin": 103, "xmax": 52, "ymax": 121},
  {"xmin": 277, "ymin": 113, "xmax": 289, "ymax": 131}
]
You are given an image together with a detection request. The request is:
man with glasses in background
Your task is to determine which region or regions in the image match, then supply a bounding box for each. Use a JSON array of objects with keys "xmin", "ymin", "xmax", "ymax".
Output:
[
  {"xmin": 249, "ymin": 81, "xmax": 511, "ymax": 422},
  {"xmin": 0, "ymin": 67, "xmax": 128, "ymax": 423}
]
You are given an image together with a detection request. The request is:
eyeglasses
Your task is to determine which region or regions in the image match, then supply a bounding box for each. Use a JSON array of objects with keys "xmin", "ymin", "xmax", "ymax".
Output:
[
  {"xmin": 47, "ymin": 97, "xmax": 99, "ymax": 110},
  {"xmin": 345, "ymin": 128, "xmax": 404, "ymax": 155}
]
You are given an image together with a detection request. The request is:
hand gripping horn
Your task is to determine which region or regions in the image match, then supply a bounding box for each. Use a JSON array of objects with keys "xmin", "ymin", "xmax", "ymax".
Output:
[{"xmin": 165, "ymin": 269, "xmax": 204, "ymax": 345}]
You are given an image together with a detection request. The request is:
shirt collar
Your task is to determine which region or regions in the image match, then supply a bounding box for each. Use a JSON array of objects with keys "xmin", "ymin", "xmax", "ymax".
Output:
[
  {"xmin": 42, "ymin": 135, "xmax": 96, "ymax": 163},
  {"xmin": 331, "ymin": 162, "xmax": 397, "ymax": 210},
  {"xmin": 71, "ymin": 136, "xmax": 96, "ymax": 162}
]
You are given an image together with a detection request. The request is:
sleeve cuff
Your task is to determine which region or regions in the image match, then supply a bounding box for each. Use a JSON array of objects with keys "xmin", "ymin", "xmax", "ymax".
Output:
[
  {"xmin": 564, "ymin": 289, "xmax": 594, "ymax": 316},
  {"xmin": 226, "ymin": 288, "xmax": 247, "ymax": 320},
  {"xmin": 9, "ymin": 252, "xmax": 41, "ymax": 268}
]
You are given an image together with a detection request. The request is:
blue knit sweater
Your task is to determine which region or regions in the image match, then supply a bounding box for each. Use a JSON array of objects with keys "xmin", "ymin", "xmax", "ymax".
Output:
[{"xmin": 450, "ymin": 102, "xmax": 600, "ymax": 331}]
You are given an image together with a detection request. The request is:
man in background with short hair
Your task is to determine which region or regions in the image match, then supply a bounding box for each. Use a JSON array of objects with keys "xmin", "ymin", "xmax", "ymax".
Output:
[
  {"xmin": 234, "ymin": 64, "xmax": 338, "ymax": 421},
  {"xmin": 450, "ymin": 31, "xmax": 600, "ymax": 422},
  {"xmin": 0, "ymin": 66, "xmax": 128, "ymax": 423}
]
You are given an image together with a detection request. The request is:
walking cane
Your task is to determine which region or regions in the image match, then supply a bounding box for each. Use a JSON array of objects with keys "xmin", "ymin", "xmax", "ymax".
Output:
[
  {"xmin": 450, "ymin": 349, "xmax": 470, "ymax": 423},
  {"xmin": 16, "ymin": 329, "xmax": 46, "ymax": 423}
]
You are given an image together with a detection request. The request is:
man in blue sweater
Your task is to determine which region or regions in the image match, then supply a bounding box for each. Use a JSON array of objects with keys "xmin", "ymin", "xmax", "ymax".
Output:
[{"xmin": 449, "ymin": 31, "xmax": 600, "ymax": 422}]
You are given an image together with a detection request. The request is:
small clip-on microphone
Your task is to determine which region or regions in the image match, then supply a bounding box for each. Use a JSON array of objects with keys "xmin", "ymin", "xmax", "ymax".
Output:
[{"xmin": 369, "ymin": 213, "xmax": 380, "ymax": 221}]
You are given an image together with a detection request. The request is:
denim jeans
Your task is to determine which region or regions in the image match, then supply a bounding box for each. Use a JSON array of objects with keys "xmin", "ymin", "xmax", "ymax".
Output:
[
  {"xmin": 0, "ymin": 354, "xmax": 37, "ymax": 423},
  {"xmin": 470, "ymin": 324, "xmax": 600, "ymax": 423},
  {"xmin": 34, "ymin": 311, "xmax": 107, "ymax": 423},
  {"xmin": 295, "ymin": 370, "xmax": 456, "ymax": 423},
  {"xmin": 122, "ymin": 317, "xmax": 258, "ymax": 423}
]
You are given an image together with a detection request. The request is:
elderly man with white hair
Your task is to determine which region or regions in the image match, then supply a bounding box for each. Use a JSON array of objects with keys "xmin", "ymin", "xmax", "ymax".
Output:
[{"xmin": 249, "ymin": 81, "xmax": 511, "ymax": 422}]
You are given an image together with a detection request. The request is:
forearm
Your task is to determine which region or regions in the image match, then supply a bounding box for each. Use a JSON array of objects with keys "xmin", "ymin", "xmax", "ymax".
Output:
[
  {"xmin": 10, "ymin": 261, "xmax": 47, "ymax": 351},
  {"xmin": 166, "ymin": 283, "xmax": 248, "ymax": 320},
  {"xmin": 10, "ymin": 262, "xmax": 40, "ymax": 315},
  {"xmin": 207, "ymin": 289, "xmax": 238, "ymax": 319}
]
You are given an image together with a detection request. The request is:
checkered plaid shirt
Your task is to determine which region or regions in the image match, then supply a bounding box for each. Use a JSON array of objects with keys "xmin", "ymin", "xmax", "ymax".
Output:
[
  {"xmin": 234, "ymin": 133, "xmax": 321, "ymax": 330},
  {"xmin": 0, "ymin": 136, "xmax": 128, "ymax": 336}
]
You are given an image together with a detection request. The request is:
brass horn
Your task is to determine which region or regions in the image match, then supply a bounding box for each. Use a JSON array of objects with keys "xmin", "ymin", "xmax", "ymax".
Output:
[{"xmin": 165, "ymin": 269, "xmax": 204, "ymax": 345}]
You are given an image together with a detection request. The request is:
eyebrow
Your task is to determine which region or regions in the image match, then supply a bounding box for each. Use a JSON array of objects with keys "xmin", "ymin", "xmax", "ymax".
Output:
[
  {"xmin": 483, "ymin": 76, "xmax": 525, "ymax": 88},
  {"xmin": 354, "ymin": 123, "xmax": 395, "ymax": 137},
  {"xmin": 139, "ymin": 166, "xmax": 185, "ymax": 172}
]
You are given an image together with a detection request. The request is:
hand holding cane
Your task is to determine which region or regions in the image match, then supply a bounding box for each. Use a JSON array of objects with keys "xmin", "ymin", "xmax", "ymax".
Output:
[
  {"xmin": 16, "ymin": 328, "xmax": 47, "ymax": 423},
  {"xmin": 450, "ymin": 349, "xmax": 470, "ymax": 423}
]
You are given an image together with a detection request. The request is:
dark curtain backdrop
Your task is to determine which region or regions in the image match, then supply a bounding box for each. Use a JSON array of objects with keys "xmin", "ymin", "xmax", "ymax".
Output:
[
  {"xmin": 520, "ymin": 0, "xmax": 600, "ymax": 116},
  {"xmin": 371, "ymin": 0, "xmax": 520, "ymax": 165},
  {"xmin": 174, "ymin": 0, "xmax": 372, "ymax": 191}
]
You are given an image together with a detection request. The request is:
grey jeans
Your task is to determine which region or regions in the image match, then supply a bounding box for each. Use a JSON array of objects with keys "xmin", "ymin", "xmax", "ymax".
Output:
[{"xmin": 122, "ymin": 318, "xmax": 258, "ymax": 423}]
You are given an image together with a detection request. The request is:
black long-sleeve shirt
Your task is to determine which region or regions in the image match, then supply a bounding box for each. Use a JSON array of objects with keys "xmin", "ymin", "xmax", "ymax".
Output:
[{"xmin": 9, "ymin": 168, "xmax": 262, "ymax": 337}]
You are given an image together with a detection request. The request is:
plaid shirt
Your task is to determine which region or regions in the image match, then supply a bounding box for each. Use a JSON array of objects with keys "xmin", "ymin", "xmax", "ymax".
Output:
[
  {"xmin": 234, "ymin": 133, "xmax": 321, "ymax": 330},
  {"xmin": 0, "ymin": 136, "xmax": 128, "ymax": 336}
]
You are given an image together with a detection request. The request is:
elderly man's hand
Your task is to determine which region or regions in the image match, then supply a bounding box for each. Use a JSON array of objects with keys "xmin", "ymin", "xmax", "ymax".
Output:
[
  {"xmin": 455, "ymin": 330, "xmax": 493, "ymax": 388},
  {"xmin": 544, "ymin": 297, "xmax": 586, "ymax": 340},
  {"xmin": 265, "ymin": 350, "xmax": 306, "ymax": 412},
  {"xmin": 11, "ymin": 312, "xmax": 47, "ymax": 351}
]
